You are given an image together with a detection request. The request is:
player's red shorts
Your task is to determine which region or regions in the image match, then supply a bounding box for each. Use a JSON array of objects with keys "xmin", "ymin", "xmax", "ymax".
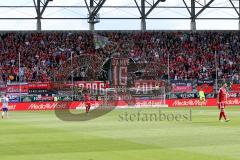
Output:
[
  {"xmin": 218, "ymin": 102, "xmax": 226, "ymax": 109},
  {"xmin": 85, "ymin": 101, "xmax": 91, "ymax": 107}
]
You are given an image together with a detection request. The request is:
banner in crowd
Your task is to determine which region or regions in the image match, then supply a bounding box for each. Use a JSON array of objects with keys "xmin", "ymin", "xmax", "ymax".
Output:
[
  {"xmin": 0, "ymin": 82, "xmax": 6, "ymax": 93},
  {"xmin": 75, "ymin": 81, "xmax": 109, "ymax": 95},
  {"xmin": 6, "ymin": 83, "xmax": 29, "ymax": 93},
  {"xmin": 171, "ymin": 93, "xmax": 196, "ymax": 99},
  {"xmin": 28, "ymin": 89, "xmax": 49, "ymax": 94},
  {"xmin": 134, "ymin": 80, "xmax": 165, "ymax": 88},
  {"xmin": 170, "ymin": 80, "xmax": 193, "ymax": 93},
  {"xmin": 112, "ymin": 58, "xmax": 128, "ymax": 86},
  {"xmin": 53, "ymin": 81, "xmax": 109, "ymax": 95},
  {"xmin": 132, "ymin": 80, "xmax": 165, "ymax": 96},
  {"xmin": 1, "ymin": 98, "xmax": 240, "ymax": 111},
  {"xmin": 6, "ymin": 82, "xmax": 50, "ymax": 94},
  {"xmin": 4, "ymin": 81, "xmax": 109, "ymax": 95},
  {"xmin": 93, "ymin": 34, "xmax": 110, "ymax": 49},
  {"xmin": 28, "ymin": 82, "xmax": 52, "ymax": 90},
  {"xmin": 231, "ymin": 84, "xmax": 240, "ymax": 92},
  {"xmin": 197, "ymin": 79, "xmax": 214, "ymax": 93}
]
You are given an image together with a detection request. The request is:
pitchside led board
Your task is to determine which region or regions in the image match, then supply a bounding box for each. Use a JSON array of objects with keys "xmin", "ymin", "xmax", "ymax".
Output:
[{"xmin": 112, "ymin": 58, "xmax": 128, "ymax": 87}]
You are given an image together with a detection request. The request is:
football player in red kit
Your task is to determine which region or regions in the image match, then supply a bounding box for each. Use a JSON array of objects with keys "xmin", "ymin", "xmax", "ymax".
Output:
[
  {"xmin": 84, "ymin": 90, "xmax": 91, "ymax": 114},
  {"xmin": 217, "ymin": 83, "xmax": 230, "ymax": 122}
]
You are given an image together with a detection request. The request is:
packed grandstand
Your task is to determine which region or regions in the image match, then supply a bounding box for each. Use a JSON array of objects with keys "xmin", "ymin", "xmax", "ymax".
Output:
[
  {"xmin": 0, "ymin": 31, "xmax": 240, "ymax": 103},
  {"xmin": 0, "ymin": 32, "xmax": 239, "ymax": 83}
]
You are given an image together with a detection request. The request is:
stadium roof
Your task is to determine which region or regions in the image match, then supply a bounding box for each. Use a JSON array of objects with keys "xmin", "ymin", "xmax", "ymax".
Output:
[{"xmin": 0, "ymin": 0, "xmax": 239, "ymax": 30}]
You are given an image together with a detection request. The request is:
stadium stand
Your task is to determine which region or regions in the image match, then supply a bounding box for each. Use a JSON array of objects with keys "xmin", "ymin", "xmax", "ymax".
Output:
[{"xmin": 0, "ymin": 32, "xmax": 239, "ymax": 83}]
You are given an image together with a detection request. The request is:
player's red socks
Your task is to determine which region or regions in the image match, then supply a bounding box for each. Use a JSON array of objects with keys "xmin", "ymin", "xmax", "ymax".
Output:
[
  {"xmin": 219, "ymin": 111, "xmax": 223, "ymax": 120},
  {"xmin": 86, "ymin": 106, "xmax": 90, "ymax": 113},
  {"xmin": 222, "ymin": 111, "xmax": 227, "ymax": 120},
  {"xmin": 219, "ymin": 110, "xmax": 227, "ymax": 120}
]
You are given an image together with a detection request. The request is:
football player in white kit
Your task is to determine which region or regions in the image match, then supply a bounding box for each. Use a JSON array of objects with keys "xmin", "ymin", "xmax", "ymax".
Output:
[{"xmin": 1, "ymin": 94, "xmax": 9, "ymax": 119}]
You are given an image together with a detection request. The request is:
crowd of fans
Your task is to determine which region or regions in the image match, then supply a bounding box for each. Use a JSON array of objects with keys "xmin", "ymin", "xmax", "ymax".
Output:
[{"xmin": 0, "ymin": 31, "xmax": 239, "ymax": 83}]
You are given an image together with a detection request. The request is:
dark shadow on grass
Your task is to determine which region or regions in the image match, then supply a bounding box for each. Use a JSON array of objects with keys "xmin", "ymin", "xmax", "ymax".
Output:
[{"xmin": 54, "ymin": 101, "xmax": 116, "ymax": 121}]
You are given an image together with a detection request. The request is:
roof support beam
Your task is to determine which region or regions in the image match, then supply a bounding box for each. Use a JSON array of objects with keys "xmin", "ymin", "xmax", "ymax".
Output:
[
  {"xmin": 135, "ymin": 0, "xmax": 166, "ymax": 31},
  {"xmin": 183, "ymin": 0, "xmax": 215, "ymax": 31},
  {"xmin": 141, "ymin": 0, "xmax": 146, "ymax": 31},
  {"xmin": 228, "ymin": 0, "xmax": 240, "ymax": 30},
  {"xmin": 33, "ymin": 0, "xmax": 52, "ymax": 32},
  {"xmin": 195, "ymin": 0, "xmax": 214, "ymax": 18},
  {"xmin": 145, "ymin": 0, "xmax": 165, "ymax": 17},
  {"xmin": 229, "ymin": 0, "xmax": 240, "ymax": 16},
  {"xmin": 191, "ymin": 0, "xmax": 196, "ymax": 31},
  {"xmin": 85, "ymin": 0, "xmax": 106, "ymax": 31},
  {"xmin": 0, "ymin": 1, "xmax": 240, "ymax": 30}
]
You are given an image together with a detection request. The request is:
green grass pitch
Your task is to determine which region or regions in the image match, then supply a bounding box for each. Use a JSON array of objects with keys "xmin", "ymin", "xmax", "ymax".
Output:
[{"xmin": 0, "ymin": 107, "xmax": 240, "ymax": 160}]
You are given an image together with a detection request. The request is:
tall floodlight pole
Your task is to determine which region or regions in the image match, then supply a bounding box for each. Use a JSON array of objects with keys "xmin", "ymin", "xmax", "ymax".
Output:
[
  {"xmin": 215, "ymin": 50, "xmax": 218, "ymax": 94},
  {"xmin": 71, "ymin": 52, "xmax": 74, "ymax": 101},
  {"xmin": 167, "ymin": 51, "xmax": 170, "ymax": 99},
  {"xmin": 19, "ymin": 52, "xmax": 21, "ymax": 102},
  {"xmin": 167, "ymin": 52, "xmax": 170, "ymax": 83}
]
